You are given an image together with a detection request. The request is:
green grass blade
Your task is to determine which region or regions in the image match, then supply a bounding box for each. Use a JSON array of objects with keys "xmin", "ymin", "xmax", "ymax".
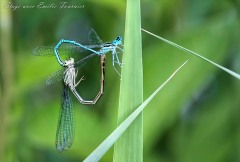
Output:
[
  {"xmin": 141, "ymin": 28, "xmax": 240, "ymax": 80},
  {"xmin": 113, "ymin": 0, "xmax": 143, "ymax": 161},
  {"xmin": 83, "ymin": 61, "xmax": 188, "ymax": 162}
]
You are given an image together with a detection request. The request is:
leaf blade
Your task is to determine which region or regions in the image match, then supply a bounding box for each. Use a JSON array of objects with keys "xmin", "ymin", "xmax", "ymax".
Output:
[
  {"xmin": 83, "ymin": 60, "xmax": 188, "ymax": 162},
  {"xmin": 141, "ymin": 28, "xmax": 240, "ymax": 80}
]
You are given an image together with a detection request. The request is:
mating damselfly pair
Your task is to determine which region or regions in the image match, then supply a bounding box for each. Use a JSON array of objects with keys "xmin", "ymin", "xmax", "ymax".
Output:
[{"xmin": 33, "ymin": 29, "xmax": 124, "ymax": 151}]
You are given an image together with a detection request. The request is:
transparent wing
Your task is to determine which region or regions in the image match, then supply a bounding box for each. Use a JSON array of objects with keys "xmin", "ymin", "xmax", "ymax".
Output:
[
  {"xmin": 33, "ymin": 45, "xmax": 101, "ymax": 56},
  {"xmin": 88, "ymin": 28, "xmax": 103, "ymax": 45},
  {"xmin": 74, "ymin": 53, "xmax": 96, "ymax": 68},
  {"xmin": 46, "ymin": 69, "xmax": 64, "ymax": 85},
  {"xmin": 32, "ymin": 46, "xmax": 55, "ymax": 56},
  {"xmin": 32, "ymin": 45, "xmax": 87, "ymax": 56},
  {"xmin": 55, "ymin": 85, "xmax": 75, "ymax": 152}
]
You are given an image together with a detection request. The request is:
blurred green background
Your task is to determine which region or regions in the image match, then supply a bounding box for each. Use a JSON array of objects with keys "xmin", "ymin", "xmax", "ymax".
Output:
[{"xmin": 1, "ymin": 0, "xmax": 240, "ymax": 162}]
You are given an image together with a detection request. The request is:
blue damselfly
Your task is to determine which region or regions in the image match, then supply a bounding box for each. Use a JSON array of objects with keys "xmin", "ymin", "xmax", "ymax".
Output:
[{"xmin": 54, "ymin": 29, "xmax": 123, "ymax": 75}]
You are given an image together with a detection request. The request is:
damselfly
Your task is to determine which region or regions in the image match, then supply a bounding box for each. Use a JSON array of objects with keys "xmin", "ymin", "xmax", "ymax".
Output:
[
  {"xmin": 55, "ymin": 55, "xmax": 106, "ymax": 151},
  {"xmin": 54, "ymin": 29, "xmax": 123, "ymax": 75},
  {"xmin": 32, "ymin": 49, "xmax": 106, "ymax": 151},
  {"xmin": 32, "ymin": 29, "xmax": 108, "ymax": 103}
]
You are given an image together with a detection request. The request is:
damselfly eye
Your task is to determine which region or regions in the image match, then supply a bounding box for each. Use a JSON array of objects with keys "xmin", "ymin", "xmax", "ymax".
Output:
[{"xmin": 117, "ymin": 36, "xmax": 122, "ymax": 41}]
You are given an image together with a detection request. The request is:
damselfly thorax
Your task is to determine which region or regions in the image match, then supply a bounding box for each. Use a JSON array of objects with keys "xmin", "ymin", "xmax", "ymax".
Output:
[{"xmin": 63, "ymin": 58, "xmax": 78, "ymax": 89}]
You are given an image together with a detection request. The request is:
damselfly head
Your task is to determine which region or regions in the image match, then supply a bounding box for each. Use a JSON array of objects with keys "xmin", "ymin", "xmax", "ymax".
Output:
[
  {"xmin": 64, "ymin": 58, "xmax": 74, "ymax": 66},
  {"xmin": 112, "ymin": 36, "xmax": 122, "ymax": 46}
]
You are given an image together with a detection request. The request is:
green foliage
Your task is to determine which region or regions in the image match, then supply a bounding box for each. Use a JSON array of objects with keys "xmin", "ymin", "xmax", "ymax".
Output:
[
  {"xmin": 84, "ymin": 61, "xmax": 187, "ymax": 162},
  {"xmin": 114, "ymin": 0, "xmax": 143, "ymax": 161},
  {"xmin": 1, "ymin": 0, "xmax": 240, "ymax": 162}
]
